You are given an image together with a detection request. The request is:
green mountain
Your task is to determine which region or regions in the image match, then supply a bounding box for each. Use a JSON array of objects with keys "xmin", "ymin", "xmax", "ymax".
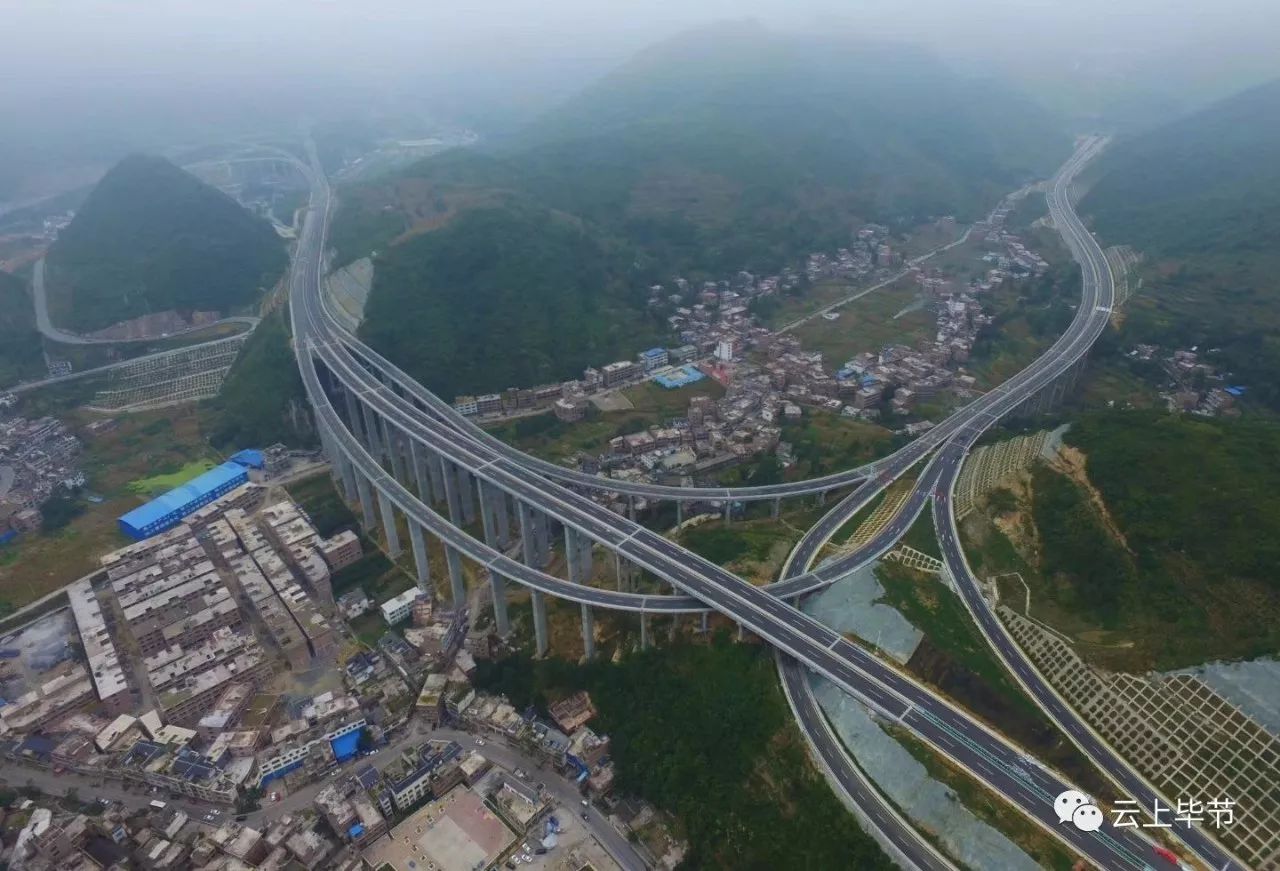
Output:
[
  {"xmin": 202, "ymin": 307, "xmax": 314, "ymax": 450},
  {"xmin": 341, "ymin": 24, "xmax": 1067, "ymax": 397},
  {"xmin": 0, "ymin": 270, "xmax": 44, "ymax": 388},
  {"xmin": 45, "ymin": 154, "xmax": 287, "ymax": 332},
  {"xmin": 1082, "ymin": 78, "xmax": 1280, "ymax": 406},
  {"xmin": 360, "ymin": 205, "xmax": 664, "ymax": 399}
]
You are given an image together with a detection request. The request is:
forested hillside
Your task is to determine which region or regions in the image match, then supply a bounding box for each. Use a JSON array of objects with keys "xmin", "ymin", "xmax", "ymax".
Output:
[
  {"xmin": 1030, "ymin": 411, "xmax": 1280, "ymax": 669},
  {"xmin": 1081, "ymin": 78, "xmax": 1280, "ymax": 407},
  {"xmin": 359, "ymin": 206, "xmax": 663, "ymax": 398},
  {"xmin": 202, "ymin": 308, "xmax": 314, "ymax": 450},
  {"xmin": 339, "ymin": 23, "xmax": 1067, "ymax": 397},
  {"xmin": 45, "ymin": 154, "xmax": 286, "ymax": 332},
  {"xmin": 0, "ymin": 270, "xmax": 44, "ymax": 389}
]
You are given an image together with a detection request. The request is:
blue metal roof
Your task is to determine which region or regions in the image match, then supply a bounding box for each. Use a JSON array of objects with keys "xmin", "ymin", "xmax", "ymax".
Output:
[
  {"xmin": 119, "ymin": 462, "xmax": 248, "ymax": 534},
  {"xmin": 229, "ymin": 448, "xmax": 265, "ymax": 469}
]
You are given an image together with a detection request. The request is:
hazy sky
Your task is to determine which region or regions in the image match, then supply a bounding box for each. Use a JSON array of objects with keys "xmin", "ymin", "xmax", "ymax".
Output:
[{"xmin": 2, "ymin": 0, "xmax": 1278, "ymax": 199}]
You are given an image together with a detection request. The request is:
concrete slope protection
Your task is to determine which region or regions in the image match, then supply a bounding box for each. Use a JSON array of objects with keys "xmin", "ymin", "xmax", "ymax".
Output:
[{"xmin": 289, "ymin": 137, "xmax": 1238, "ymax": 869}]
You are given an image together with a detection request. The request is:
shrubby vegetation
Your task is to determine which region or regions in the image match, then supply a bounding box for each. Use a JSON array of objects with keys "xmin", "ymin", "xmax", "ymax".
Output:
[
  {"xmin": 474, "ymin": 637, "xmax": 892, "ymax": 869},
  {"xmin": 202, "ymin": 308, "xmax": 314, "ymax": 450},
  {"xmin": 45, "ymin": 154, "xmax": 286, "ymax": 331},
  {"xmin": 1030, "ymin": 411, "xmax": 1280, "ymax": 666}
]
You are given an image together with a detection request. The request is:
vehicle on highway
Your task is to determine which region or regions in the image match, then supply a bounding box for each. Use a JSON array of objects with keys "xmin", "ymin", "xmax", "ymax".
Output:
[
  {"xmin": 149, "ymin": 800, "xmax": 167, "ymax": 810},
  {"xmin": 1152, "ymin": 846, "xmax": 1180, "ymax": 864}
]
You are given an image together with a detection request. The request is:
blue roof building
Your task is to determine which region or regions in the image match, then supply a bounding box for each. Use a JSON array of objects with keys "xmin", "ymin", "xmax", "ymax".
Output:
[
  {"xmin": 229, "ymin": 448, "xmax": 265, "ymax": 469},
  {"xmin": 118, "ymin": 461, "xmax": 249, "ymax": 540}
]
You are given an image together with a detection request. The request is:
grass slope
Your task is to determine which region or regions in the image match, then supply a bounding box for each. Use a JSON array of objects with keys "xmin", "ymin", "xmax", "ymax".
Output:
[{"xmin": 45, "ymin": 154, "xmax": 286, "ymax": 331}]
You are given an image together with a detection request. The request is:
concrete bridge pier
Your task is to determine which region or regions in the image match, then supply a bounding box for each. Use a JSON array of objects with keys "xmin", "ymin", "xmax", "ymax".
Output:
[
  {"xmin": 531, "ymin": 590, "xmax": 549, "ymax": 657},
  {"xmin": 640, "ymin": 612, "xmax": 651, "ymax": 649},
  {"xmin": 336, "ymin": 453, "xmax": 358, "ymax": 505},
  {"xmin": 376, "ymin": 491, "xmax": 401, "ymax": 558},
  {"xmin": 387, "ymin": 431, "xmax": 408, "ymax": 485},
  {"xmin": 456, "ymin": 466, "xmax": 477, "ymax": 526},
  {"xmin": 577, "ymin": 531, "xmax": 593, "ymax": 583},
  {"xmin": 566, "ymin": 527, "xmax": 583, "ymax": 585},
  {"xmin": 360, "ymin": 401, "xmax": 386, "ymax": 462},
  {"xmin": 445, "ymin": 545, "xmax": 466, "ymax": 606},
  {"xmin": 477, "ymin": 480, "xmax": 499, "ymax": 547},
  {"xmin": 441, "ymin": 459, "xmax": 464, "ymax": 525},
  {"xmin": 771, "ymin": 498, "xmax": 780, "ymax": 520},
  {"xmin": 410, "ymin": 440, "xmax": 433, "ymax": 503},
  {"xmin": 533, "ymin": 511, "xmax": 551, "ymax": 567},
  {"xmin": 489, "ymin": 569, "xmax": 510, "ymax": 636},
  {"xmin": 408, "ymin": 521, "xmax": 431, "ymax": 596},
  {"xmin": 519, "ymin": 502, "xmax": 539, "ymax": 568},
  {"xmin": 342, "ymin": 387, "xmax": 366, "ymax": 444},
  {"xmin": 675, "ymin": 500, "xmax": 683, "ymax": 526},
  {"xmin": 580, "ymin": 604, "xmax": 595, "ymax": 660},
  {"xmin": 493, "ymin": 490, "xmax": 511, "ymax": 547},
  {"xmin": 427, "ymin": 452, "xmax": 446, "ymax": 505},
  {"xmin": 355, "ymin": 473, "xmax": 377, "ymax": 530},
  {"xmin": 699, "ymin": 612, "xmax": 709, "ymax": 634}
]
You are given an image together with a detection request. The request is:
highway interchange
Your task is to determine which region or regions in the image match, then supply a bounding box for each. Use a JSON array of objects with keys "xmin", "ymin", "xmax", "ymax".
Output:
[{"xmin": 285, "ymin": 136, "xmax": 1245, "ymax": 870}]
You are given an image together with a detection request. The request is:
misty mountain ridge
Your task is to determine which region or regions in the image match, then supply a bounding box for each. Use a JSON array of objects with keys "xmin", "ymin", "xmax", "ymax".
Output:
[
  {"xmin": 1083, "ymin": 77, "xmax": 1280, "ymax": 408},
  {"xmin": 339, "ymin": 23, "xmax": 1068, "ymax": 396},
  {"xmin": 45, "ymin": 154, "xmax": 287, "ymax": 333}
]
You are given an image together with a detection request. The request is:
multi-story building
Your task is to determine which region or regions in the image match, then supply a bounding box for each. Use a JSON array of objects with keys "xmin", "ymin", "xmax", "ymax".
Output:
[
  {"xmin": 66, "ymin": 578, "xmax": 131, "ymax": 715},
  {"xmin": 314, "ymin": 782, "xmax": 387, "ymax": 847},
  {"xmin": 380, "ymin": 588, "xmax": 422, "ymax": 626},
  {"xmin": 320, "ymin": 530, "xmax": 362, "ymax": 572}
]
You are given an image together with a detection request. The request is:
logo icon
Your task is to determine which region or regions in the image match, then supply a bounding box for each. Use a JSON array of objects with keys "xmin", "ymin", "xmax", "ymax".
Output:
[{"xmin": 1055, "ymin": 790, "xmax": 1103, "ymax": 831}]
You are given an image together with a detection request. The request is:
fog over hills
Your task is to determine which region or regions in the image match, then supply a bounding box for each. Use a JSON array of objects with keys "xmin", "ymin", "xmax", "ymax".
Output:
[{"xmin": 346, "ymin": 24, "xmax": 1068, "ymax": 397}]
